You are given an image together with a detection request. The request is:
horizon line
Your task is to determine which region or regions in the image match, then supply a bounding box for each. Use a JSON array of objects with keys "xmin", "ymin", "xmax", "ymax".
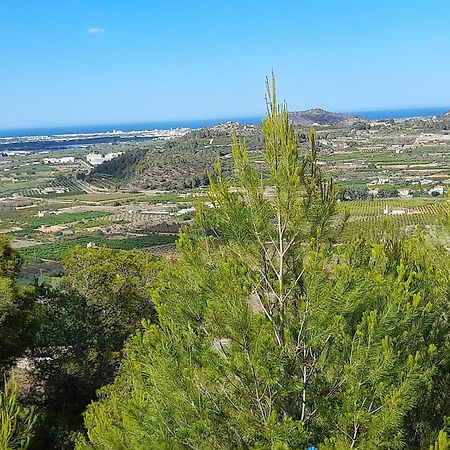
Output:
[{"xmin": 1, "ymin": 105, "xmax": 450, "ymax": 133}]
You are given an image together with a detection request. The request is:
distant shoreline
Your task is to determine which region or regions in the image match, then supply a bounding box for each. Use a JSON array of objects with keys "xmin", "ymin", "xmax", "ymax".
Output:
[
  {"xmin": 1, "ymin": 107, "xmax": 449, "ymax": 139},
  {"xmin": 352, "ymin": 106, "xmax": 450, "ymax": 120},
  {"xmin": 0, "ymin": 117, "xmax": 263, "ymax": 139}
]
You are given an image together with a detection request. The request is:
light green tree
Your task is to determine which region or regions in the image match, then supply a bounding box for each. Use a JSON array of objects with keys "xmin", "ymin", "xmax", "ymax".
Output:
[
  {"xmin": 431, "ymin": 431, "xmax": 449, "ymax": 450},
  {"xmin": 0, "ymin": 378, "xmax": 35, "ymax": 450},
  {"xmin": 77, "ymin": 78, "xmax": 450, "ymax": 449}
]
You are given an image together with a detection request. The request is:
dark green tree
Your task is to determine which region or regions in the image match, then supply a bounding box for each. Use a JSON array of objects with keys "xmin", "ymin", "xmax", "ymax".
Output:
[
  {"xmin": 0, "ymin": 237, "xmax": 36, "ymax": 371},
  {"xmin": 377, "ymin": 186, "xmax": 399, "ymax": 199},
  {"xmin": 31, "ymin": 247, "xmax": 162, "ymax": 449},
  {"xmin": 0, "ymin": 238, "xmax": 37, "ymax": 448}
]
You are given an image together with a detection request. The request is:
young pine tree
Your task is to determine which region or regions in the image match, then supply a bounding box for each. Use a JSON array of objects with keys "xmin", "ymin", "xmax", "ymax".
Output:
[
  {"xmin": 77, "ymin": 78, "xmax": 450, "ymax": 450},
  {"xmin": 0, "ymin": 378, "xmax": 36, "ymax": 450}
]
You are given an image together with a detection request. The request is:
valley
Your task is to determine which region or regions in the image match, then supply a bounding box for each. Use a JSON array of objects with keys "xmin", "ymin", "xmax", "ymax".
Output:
[{"xmin": 1, "ymin": 111, "xmax": 449, "ymax": 276}]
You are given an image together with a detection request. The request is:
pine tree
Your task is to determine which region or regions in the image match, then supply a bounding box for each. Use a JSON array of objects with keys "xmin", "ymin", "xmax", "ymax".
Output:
[
  {"xmin": 0, "ymin": 237, "xmax": 36, "ymax": 373},
  {"xmin": 431, "ymin": 431, "xmax": 449, "ymax": 450},
  {"xmin": 77, "ymin": 78, "xmax": 450, "ymax": 449},
  {"xmin": 0, "ymin": 378, "xmax": 35, "ymax": 449}
]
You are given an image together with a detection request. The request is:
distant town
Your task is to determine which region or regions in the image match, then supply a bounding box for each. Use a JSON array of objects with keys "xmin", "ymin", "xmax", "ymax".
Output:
[{"xmin": 0, "ymin": 127, "xmax": 190, "ymax": 154}]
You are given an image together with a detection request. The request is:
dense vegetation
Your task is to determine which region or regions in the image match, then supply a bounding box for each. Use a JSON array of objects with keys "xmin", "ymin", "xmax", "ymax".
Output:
[
  {"xmin": 1, "ymin": 242, "xmax": 162, "ymax": 449},
  {"xmin": 0, "ymin": 237, "xmax": 37, "ymax": 448},
  {"xmin": 0, "ymin": 237, "xmax": 37, "ymax": 369},
  {"xmin": 72, "ymin": 79, "xmax": 450, "ymax": 450},
  {"xmin": 91, "ymin": 124, "xmax": 265, "ymax": 190},
  {"xmin": 30, "ymin": 248, "xmax": 162, "ymax": 448},
  {"xmin": 1, "ymin": 80, "xmax": 450, "ymax": 449}
]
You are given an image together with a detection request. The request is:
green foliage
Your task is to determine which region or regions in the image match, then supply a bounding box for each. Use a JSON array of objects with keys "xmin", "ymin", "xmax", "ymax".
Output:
[
  {"xmin": 0, "ymin": 239, "xmax": 37, "ymax": 447},
  {"xmin": 0, "ymin": 238, "xmax": 37, "ymax": 370},
  {"xmin": 61, "ymin": 247, "xmax": 160, "ymax": 340},
  {"xmin": 31, "ymin": 247, "xmax": 163, "ymax": 449},
  {"xmin": 0, "ymin": 237, "xmax": 23, "ymax": 280},
  {"xmin": 431, "ymin": 431, "xmax": 449, "ymax": 450},
  {"xmin": 377, "ymin": 186, "xmax": 400, "ymax": 199},
  {"xmin": 0, "ymin": 378, "xmax": 36, "ymax": 450},
  {"xmin": 78, "ymin": 234, "xmax": 450, "ymax": 449},
  {"xmin": 77, "ymin": 78, "xmax": 450, "ymax": 449},
  {"xmin": 339, "ymin": 185, "xmax": 371, "ymax": 201}
]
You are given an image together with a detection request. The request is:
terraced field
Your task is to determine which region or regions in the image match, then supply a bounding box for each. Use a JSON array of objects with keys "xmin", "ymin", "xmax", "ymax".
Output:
[
  {"xmin": 16, "ymin": 178, "xmax": 84, "ymax": 197},
  {"xmin": 342, "ymin": 198, "xmax": 450, "ymax": 244}
]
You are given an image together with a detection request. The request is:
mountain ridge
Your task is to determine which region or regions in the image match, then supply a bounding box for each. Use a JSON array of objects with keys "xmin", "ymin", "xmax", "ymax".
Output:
[{"xmin": 288, "ymin": 108, "xmax": 364, "ymax": 125}]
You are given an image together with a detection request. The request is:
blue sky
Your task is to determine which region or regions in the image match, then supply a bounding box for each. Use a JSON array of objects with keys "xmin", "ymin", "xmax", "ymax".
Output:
[{"xmin": 1, "ymin": 0, "xmax": 450, "ymax": 128}]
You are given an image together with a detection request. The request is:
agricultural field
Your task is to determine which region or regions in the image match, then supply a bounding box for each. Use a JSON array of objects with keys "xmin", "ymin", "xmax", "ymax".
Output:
[
  {"xmin": 19, "ymin": 234, "xmax": 177, "ymax": 261},
  {"xmin": 0, "ymin": 151, "xmax": 84, "ymax": 197},
  {"xmin": 341, "ymin": 198, "xmax": 450, "ymax": 246},
  {"xmin": 2, "ymin": 117, "xmax": 450, "ymax": 270},
  {"xmin": 14, "ymin": 211, "xmax": 112, "ymax": 236},
  {"xmin": 1, "ymin": 185, "xmax": 189, "ymax": 264},
  {"xmin": 314, "ymin": 120, "xmax": 450, "ymax": 196}
]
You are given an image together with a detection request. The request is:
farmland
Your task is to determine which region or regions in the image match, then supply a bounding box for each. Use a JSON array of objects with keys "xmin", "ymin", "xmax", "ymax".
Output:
[
  {"xmin": 341, "ymin": 198, "xmax": 450, "ymax": 245},
  {"xmin": 15, "ymin": 211, "xmax": 112, "ymax": 236},
  {"xmin": 1, "ymin": 117, "xmax": 449, "ymax": 269},
  {"xmin": 20, "ymin": 234, "xmax": 177, "ymax": 261}
]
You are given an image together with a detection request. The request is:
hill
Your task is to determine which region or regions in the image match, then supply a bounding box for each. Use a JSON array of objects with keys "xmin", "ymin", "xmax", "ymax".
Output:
[
  {"xmin": 288, "ymin": 108, "xmax": 363, "ymax": 125},
  {"xmin": 89, "ymin": 123, "xmax": 264, "ymax": 191}
]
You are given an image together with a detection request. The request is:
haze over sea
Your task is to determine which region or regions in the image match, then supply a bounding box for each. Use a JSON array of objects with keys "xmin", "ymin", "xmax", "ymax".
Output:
[{"xmin": 0, "ymin": 107, "xmax": 449, "ymax": 139}]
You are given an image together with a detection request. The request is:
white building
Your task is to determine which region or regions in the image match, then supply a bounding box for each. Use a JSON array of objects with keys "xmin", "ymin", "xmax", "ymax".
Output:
[
  {"xmin": 397, "ymin": 188, "xmax": 412, "ymax": 198},
  {"xmin": 43, "ymin": 157, "xmax": 75, "ymax": 164},
  {"xmin": 428, "ymin": 185, "xmax": 445, "ymax": 196},
  {"xmin": 384, "ymin": 206, "xmax": 411, "ymax": 215},
  {"xmin": 86, "ymin": 152, "xmax": 122, "ymax": 166}
]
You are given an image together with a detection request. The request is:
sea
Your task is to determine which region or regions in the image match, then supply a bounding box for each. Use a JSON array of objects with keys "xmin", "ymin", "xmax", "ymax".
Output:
[
  {"xmin": 351, "ymin": 106, "xmax": 450, "ymax": 120},
  {"xmin": 0, "ymin": 117, "xmax": 263, "ymax": 139},
  {"xmin": 0, "ymin": 107, "xmax": 448, "ymax": 141}
]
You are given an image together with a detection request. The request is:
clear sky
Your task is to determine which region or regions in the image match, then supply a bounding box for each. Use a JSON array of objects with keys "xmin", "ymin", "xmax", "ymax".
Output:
[{"xmin": 1, "ymin": 0, "xmax": 450, "ymax": 129}]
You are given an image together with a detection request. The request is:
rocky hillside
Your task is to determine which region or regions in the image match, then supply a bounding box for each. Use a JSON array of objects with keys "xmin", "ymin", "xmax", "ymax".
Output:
[
  {"xmin": 289, "ymin": 108, "xmax": 363, "ymax": 125},
  {"xmin": 89, "ymin": 123, "xmax": 264, "ymax": 191}
]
